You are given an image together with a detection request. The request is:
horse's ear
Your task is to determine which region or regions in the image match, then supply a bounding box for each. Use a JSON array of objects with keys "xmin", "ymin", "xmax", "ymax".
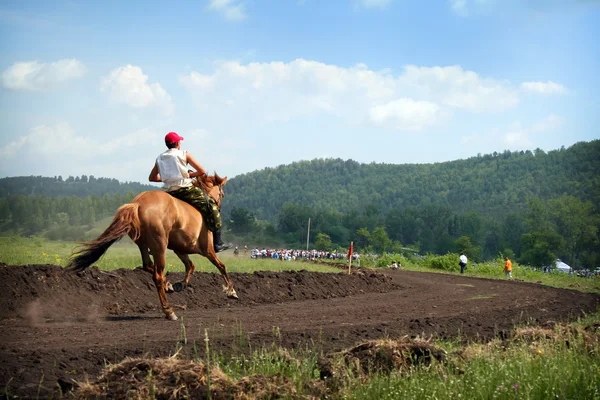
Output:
[{"xmin": 214, "ymin": 172, "xmax": 227, "ymax": 186}]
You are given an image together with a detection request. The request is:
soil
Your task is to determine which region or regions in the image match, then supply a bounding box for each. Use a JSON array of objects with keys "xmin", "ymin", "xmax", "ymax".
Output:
[{"xmin": 0, "ymin": 263, "xmax": 598, "ymax": 399}]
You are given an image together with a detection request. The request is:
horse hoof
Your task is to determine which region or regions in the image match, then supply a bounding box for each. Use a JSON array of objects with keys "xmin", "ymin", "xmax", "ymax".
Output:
[
  {"xmin": 166, "ymin": 282, "xmax": 174, "ymax": 293},
  {"xmin": 172, "ymin": 282, "xmax": 185, "ymax": 292},
  {"xmin": 166, "ymin": 313, "xmax": 178, "ymax": 321},
  {"xmin": 228, "ymin": 292, "xmax": 239, "ymax": 300}
]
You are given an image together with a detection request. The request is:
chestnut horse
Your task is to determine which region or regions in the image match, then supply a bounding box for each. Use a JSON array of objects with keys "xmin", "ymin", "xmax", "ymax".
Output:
[{"xmin": 67, "ymin": 173, "xmax": 238, "ymax": 320}]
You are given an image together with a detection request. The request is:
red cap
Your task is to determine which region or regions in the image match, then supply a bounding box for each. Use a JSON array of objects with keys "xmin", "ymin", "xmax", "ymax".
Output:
[{"xmin": 165, "ymin": 132, "xmax": 184, "ymax": 143}]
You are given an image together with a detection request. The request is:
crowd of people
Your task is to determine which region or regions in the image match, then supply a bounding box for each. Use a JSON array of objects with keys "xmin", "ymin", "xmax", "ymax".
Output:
[{"xmin": 236, "ymin": 247, "xmax": 360, "ymax": 263}]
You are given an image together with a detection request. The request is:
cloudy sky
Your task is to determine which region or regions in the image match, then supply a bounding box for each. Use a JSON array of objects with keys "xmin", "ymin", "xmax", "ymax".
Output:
[{"xmin": 1, "ymin": 0, "xmax": 598, "ymax": 183}]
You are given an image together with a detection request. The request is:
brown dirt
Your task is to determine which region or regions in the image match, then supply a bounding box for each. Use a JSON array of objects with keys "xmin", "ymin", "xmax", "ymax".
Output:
[{"xmin": 0, "ymin": 263, "xmax": 598, "ymax": 399}]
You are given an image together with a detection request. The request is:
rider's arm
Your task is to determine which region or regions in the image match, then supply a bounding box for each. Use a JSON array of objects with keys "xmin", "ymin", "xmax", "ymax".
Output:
[
  {"xmin": 186, "ymin": 153, "xmax": 207, "ymax": 178},
  {"xmin": 149, "ymin": 162, "xmax": 162, "ymax": 182}
]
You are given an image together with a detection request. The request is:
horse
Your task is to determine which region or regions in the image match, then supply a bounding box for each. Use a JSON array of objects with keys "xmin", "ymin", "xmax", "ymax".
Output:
[{"xmin": 67, "ymin": 173, "xmax": 238, "ymax": 320}]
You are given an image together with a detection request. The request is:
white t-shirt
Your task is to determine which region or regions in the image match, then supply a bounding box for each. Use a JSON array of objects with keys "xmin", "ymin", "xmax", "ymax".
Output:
[
  {"xmin": 460, "ymin": 255, "xmax": 468, "ymax": 264},
  {"xmin": 156, "ymin": 148, "xmax": 193, "ymax": 191}
]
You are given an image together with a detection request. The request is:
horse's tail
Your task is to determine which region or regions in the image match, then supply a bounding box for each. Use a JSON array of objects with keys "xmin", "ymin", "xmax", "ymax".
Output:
[{"xmin": 67, "ymin": 203, "xmax": 141, "ymax": 272}]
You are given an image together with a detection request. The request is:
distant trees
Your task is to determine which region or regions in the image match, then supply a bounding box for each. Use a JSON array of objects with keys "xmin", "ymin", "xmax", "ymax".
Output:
[
  {"xmin": 0, "ymin": 190, "xmax": 137, "ymax": 238},
  {"xmin": 519, "ymin": 196, "xmax": 599, "ymax": 268},
  {"xmin": 315, "ymin": 233, "xmax": 332, "ymax": 251},
  {"xmin": 224, "ymin": 140, "xmax": 600, "ymax": 224},
  {"xmin": 0, "ymin": 175, "xmax": 155, "ymax": 198},
  {"xmin": 229, "ymin": 207, "xmax": 257, "ymax": 235}
]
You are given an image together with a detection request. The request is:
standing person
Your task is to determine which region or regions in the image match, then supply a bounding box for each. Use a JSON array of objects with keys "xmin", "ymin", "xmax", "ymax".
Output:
[
  {"xmin": 504, "ymin": 256, "xmax": 513, "ymax": 279},
  {"xmin": 149, "ymin": 132, "xmax": 231, "ymax": 253},
  {"xmin": 459, "ymin": 253, "xmax": 468, "ymax": 274}
]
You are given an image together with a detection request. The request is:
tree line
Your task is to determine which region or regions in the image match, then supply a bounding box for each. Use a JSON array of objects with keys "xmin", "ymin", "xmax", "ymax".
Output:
[
  {"xmin": 228, "ymin": 194, "xmax": 599, "ymax": 269},
  {"xmin": 0, "ymin": 175, "xmax": 155, "ymax": 198},
  {"xmin": 223, "ymin": 141, "xmax": 600, "ymax": 221},
  {"xmin": 0, "ymin": 192, "xmax": 137, "ymax": 240}
]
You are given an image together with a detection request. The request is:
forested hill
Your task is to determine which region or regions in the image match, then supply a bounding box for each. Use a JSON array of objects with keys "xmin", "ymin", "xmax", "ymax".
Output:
[
  {"xmin": 0, "ymin": 175, "xmax": 156, "ymax": 198},
  {"xmin": 222, "ymin": 140, "xmax": 600, "ymax": 222}
]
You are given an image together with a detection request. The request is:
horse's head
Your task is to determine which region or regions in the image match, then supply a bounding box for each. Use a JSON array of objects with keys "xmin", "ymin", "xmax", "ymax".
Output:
[{"xmin": 197, "ymin": 172, "xmax": 228, "ymax": 208}]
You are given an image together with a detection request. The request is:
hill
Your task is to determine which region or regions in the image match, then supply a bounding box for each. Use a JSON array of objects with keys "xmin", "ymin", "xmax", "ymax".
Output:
[
  {"xmin": 222, "ymin": 140, "xmax": 600, "ymax": 222},
  {"xmin": 0, "ymin": 175, "xmax": 156, "ymax": 198}
]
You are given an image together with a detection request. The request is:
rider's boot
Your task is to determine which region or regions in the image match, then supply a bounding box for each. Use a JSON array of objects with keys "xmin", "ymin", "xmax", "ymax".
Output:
[{"xmin": 213, "ymin": 230, "xmax": 232, "ymax": 253}]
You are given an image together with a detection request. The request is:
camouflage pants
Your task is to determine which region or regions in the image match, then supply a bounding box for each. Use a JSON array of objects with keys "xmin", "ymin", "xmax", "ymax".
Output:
[{"xmin": 168, "ymin": 186, "xmax": 222, "ymax": 231}]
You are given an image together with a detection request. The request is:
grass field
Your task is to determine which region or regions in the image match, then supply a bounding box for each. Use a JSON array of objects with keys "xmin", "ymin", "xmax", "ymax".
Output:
[{"xmin": 0, "ymin": 235, "xmax": 341, "ymax": 274}]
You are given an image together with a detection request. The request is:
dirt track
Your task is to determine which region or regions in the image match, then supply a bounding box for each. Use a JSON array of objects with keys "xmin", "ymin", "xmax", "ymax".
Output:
[{"xmin": 1, "ymin": 263, "xmax": 598, "ymax": 398}]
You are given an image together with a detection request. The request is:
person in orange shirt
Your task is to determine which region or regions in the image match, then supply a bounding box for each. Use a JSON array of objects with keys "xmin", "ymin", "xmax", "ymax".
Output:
[{"xmin": 504, "ymin": 256, "xmax": 513, "ymax": 279}]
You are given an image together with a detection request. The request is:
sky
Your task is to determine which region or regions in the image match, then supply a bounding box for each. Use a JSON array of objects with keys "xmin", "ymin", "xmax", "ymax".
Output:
[{"xmin": 0, "ymin": 0, "xmax": 599, "ymax": 184}]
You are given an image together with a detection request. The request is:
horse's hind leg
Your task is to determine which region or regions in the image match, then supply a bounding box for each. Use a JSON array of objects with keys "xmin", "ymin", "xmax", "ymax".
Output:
[
  {"xmin": 137, "ymin": 242, "xmax": 174, "ymax": 292},
  {"xmin": 205, "ymin": 251, "xmax": 238, "ymax": 299},
  {"xmin": 173, "ymin": 252, "xmax": 195, "ymax": 292},
  {"xmin": 149, "ymin": 245, "xmax": 177, "ymax": 320},
  {"xmin": 136, "ymin": 242, "xmax": 154, "ymax": 273}
]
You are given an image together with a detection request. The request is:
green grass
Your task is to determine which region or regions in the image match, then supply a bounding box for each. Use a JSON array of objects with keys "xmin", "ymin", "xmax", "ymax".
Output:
[
  {"xmin": 0, "ymin": 236, "xmax": 340, "ymax": 273},
  {"xmin": 396, "ymin": 257, "xmax": 600, "ymax": 294},
  {"xmin": 347, "ymin": 322, "xmax": 600, "ymax": 400},
  {"xmin": 81, "ymin": 311, "xmax": 600, "ymax": 399},
  {"xmin": 211, "ymin": 313, "xmax": 600, "ymax": 400}
]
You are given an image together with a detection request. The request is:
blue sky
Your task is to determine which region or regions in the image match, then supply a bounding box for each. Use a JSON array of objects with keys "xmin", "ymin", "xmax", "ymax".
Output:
[{"xmin": 1, "ymin": 0, "xmax": 598, "ymax": 184}]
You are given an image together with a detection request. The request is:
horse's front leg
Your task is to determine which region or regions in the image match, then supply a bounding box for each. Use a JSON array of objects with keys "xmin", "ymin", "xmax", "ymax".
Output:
[
  {"xmin": 151, "ymin": 247, "xmax": 177, "ymax": 320},
  {"xmin": 205, "ymin": 250, "xmax": 238, "ymax": 299}
]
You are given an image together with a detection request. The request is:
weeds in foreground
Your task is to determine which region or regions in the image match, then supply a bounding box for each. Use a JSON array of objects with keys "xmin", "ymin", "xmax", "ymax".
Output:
[{"xmin": 70, "ymin": 312, "xmax": 600, "ymax": 399}]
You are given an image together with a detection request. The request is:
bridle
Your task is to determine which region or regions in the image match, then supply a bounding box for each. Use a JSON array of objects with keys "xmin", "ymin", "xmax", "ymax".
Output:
[
  {"xmin": 211, "ymin": 183, "xmax": 225, "ymax": 208},
  {"xmin": 196, "ymin": 176, "xmax": 224, "ymax": 208}
]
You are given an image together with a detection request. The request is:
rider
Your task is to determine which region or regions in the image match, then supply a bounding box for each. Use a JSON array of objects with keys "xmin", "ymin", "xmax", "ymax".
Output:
[{"xmin": 149, "ymin": 132, "xmax": 232, "ymax": 253}]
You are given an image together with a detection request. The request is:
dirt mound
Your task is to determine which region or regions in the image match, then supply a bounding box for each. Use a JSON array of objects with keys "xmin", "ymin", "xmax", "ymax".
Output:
[
  {"xmin": 74, "ymin": 356, "xmax": 325, "ymax": 400},
  {"xmin": 0, "ymin": 264, "xmax": 399, "ymax": 321},
  {"xmin": 318, "ymin": 337, "xmax": 447, "ymax": 385}
]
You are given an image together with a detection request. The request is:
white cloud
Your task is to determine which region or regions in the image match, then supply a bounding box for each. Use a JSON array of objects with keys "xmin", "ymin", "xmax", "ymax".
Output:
[
  {"xmin": 0, "ymin": 123, "xmax": 88, "ymax": 157},
  {"xmin": 449, "ymin": 0, "xmax": 492, "ymax": 16},
  {"xmin": 0, "ymin": 123, "xmax": 165, "ymax": 181},
  {"xmin": 530, "ymin": 114, "xmax": 564, "ymax": 132},
  {"xmin": 369, "ymin": 98, "xmax": 440, "ymax": 131},
  {"xmin": 207, "ymin": 0, "xmax": 247, "ymax": 21},
  {"xmin": 2, "ymin": 58, "xmax": 85, "ymax": 91},
  {"xmin": 504, "ymin": 126, "xmax": 533, "ymax": 147},
  {"xmin": 399, "ymin": 65, "xmax": 520, "ymax": 113},
  {"xmin": 449, "ymin": 0, "xmax": 468, "ymax": 15},
  {"xmin": 450, "ymin": 0, "xmax": 598, "ymax": 16},
  {"xmin": 521, "ymin": 81, "xmax": 567, "ymax": 95},
  {"xmin": 0, "ymin": 123, "xmax": 163, "ymax": 158},
  {"xmin": 460, "ymin": 134, "xmax": 480, "ymax": 144},
  {"xmin": 503, "ymin": 114, "xmax": 564, "ymax": 148},
  {"xmin": 356, "ymin": 0, "xmax": 392, "ymax": 9},
  {"xmin": 181, "ymin": 59, "xmax": 520, "ymax": 133},
  {"xmin": 102, "ymin": 65, "xmax": 174, "ymax": 116}
]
